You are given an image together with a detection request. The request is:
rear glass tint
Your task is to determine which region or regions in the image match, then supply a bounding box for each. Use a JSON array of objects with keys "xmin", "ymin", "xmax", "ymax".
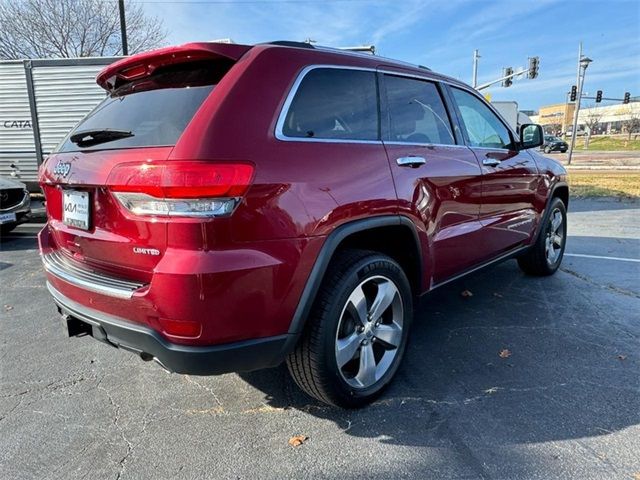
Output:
[
  {"xmin": 385, "ymin": 75, "xmax": 455, "ymax": 145},
  {"xmin": 57, "ymin": 62, "xmax": 226, "ymax": 152},
  {"xmin": 282, "ymin": 68, "xmax": 379, "ymax": 141}
]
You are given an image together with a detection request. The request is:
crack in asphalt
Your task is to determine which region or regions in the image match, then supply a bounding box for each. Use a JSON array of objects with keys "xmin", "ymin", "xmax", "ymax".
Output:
[
  {"xmin": 99, "ymin": 386, "xmax": 134, "ymax": 480},
  {"xmin": 560, "ymin": 267, "xmax": 640, "ymax": 299}
]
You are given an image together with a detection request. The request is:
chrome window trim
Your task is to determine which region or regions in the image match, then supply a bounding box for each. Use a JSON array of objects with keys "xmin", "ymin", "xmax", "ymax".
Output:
[
  {"xmin": 384, "ymin": 141, "xmax": 468, "ymax": 149},
  {"xmin": 469, "ymin": 146, "xmax": 513, "ymax": 152},
  {"xmin": 275, "ymin": 64, "xmax": 472, "ymax": 147},
  {"xmin": 274, "ymin": 65, "xmax": 382, "ymax": 145}
]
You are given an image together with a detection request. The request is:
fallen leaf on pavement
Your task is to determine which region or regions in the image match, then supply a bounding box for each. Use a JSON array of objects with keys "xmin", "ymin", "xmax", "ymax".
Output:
[
  {"xmin": 499, "ymin": 349, "xmax": 511, "ymax": 359},
  {"xmin": 461, "ymin": 289, "xmax": 473, "ymax": 298},
  {"xmin": 617, "ymin": 355, "xmax": 627, "ymax": 361},
  {"xmin": 288, "ymin": 435, "xmax": 308, "ymax": 447}
]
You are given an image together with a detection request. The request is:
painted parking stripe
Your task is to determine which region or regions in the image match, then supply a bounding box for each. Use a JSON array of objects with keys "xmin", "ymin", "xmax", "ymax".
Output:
[{"xmin": 565, "ymin": 253, "xmax": 640, "ymax": 263}]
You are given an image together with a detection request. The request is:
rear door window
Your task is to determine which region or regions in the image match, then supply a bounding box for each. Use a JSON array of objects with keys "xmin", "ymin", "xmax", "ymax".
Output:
[
  {"xmin": 57, "ymin": 62, "xmax": 223, "ymax": 152},
  {"xmin": 281, "ymin": 68, "xmax": 379, "ymax": 141},
  {"xmin": 384, "ymin": 75, "xmax": 455, "ymax": 145}
]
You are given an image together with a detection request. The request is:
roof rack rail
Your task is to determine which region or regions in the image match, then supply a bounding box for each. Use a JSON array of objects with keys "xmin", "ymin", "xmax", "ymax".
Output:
[{"xmin": 263, "ymin": 41, "xmax": 315, "ymax": 49}]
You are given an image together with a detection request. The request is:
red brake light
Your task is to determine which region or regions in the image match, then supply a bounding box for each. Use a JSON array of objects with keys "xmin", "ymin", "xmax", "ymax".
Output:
[
  {"xmin": 119, "ymin": 64, "xmax": 149, "ymax": 80},
  {"xmin": 107, "ymin": 161, "xmax": 254, "ymax": 198}
]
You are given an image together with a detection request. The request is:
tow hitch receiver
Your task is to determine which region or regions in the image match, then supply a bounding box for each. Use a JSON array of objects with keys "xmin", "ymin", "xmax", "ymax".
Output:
[{"xmin": 59, "ymin": 308, "xmax": 110, "ymax": 344}]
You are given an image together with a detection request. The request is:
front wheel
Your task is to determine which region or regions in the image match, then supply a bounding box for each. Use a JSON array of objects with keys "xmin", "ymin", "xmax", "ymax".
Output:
[
  {"xmin": 0, "ymin": 223, "xmax": 17, "ymax": 236},
  {"xmin": 287, "ymin": 249, "xmax": 413, "ymax": 408},
  {"xmin": 518, "ymin": 197, "xmax": 567, "ymax": 276}
]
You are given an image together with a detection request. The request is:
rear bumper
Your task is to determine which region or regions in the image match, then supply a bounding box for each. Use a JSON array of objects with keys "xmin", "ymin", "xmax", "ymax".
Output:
[{"xmin": 48, "ymin": 282, "xmax": 290, "ymax": 375}]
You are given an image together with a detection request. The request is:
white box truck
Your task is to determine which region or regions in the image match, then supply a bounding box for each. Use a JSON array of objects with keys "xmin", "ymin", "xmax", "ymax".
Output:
[{"xmin": 492, "ymin": 101, "xmax": 533, "ymax": 132}]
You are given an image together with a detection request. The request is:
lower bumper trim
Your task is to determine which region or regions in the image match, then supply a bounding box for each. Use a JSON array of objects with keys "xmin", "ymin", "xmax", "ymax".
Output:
[{"xmin": 47, "ymin": 282, "xmax": 290, "ymax": 375}]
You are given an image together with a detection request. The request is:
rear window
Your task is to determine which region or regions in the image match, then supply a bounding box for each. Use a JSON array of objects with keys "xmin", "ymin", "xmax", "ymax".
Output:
[
  {"xmin": 57, "ymin": 62, "xmax": 225, "ymax": 152},
  {"xmin": 384, "ymin": 74, "xmax": 455, "ymax": 145},
  {"xmin": 281, "ymin": 68, "xmax": 379, "ymax": 141}
]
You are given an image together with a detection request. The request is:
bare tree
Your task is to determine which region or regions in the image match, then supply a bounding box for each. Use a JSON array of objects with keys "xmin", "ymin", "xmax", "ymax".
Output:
[
  {"xmin": 621, "ymin": 106, "xmax": 640, "ymax": 141},
  {"xmin": 0, "ymin": 0, "xmax": 166, "ymax": 59},
  {"xmin": 543, "ymin": 123, "xmax": 562, "ymax": 136},
  {"xmin": 582, "ymin": 105, "xmax": 602, "ymax": 149}
]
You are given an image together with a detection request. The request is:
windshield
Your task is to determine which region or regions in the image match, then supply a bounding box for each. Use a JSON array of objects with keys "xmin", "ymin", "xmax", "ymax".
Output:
[{"xmin": 56, "ymin": 62, "xmax": 225, "ymax": 152}]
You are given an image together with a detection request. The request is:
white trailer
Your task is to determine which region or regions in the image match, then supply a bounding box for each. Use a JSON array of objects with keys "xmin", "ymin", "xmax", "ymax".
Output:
[
  {"xmin": 491, "ymin": 101, "xmax": 533, "ymax": 132},
  {"xmin": 0, "ymin": 57, "xmax": 119, "ymax": 190}
]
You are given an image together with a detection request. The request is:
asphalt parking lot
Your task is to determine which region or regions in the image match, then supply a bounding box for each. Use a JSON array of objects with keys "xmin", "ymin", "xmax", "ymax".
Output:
[{"xmin": 1, "ymin": 197, "xmax": 638, "ymax": 480}]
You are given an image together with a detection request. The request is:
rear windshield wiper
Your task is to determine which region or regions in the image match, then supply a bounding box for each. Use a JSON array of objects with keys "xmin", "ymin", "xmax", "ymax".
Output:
[{"xmin": 70, "ymin": 129, "xmax": 134, "ymax": 148}]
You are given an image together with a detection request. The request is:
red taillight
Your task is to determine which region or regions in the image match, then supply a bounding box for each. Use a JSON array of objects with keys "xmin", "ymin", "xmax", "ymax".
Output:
[
  {"xmin": 107, "ymin": 161, "xmax": 254, "ymax": 218},
  {"xmin": 107, "ymin": 161, "xmax": 254, "ymax": 198}
]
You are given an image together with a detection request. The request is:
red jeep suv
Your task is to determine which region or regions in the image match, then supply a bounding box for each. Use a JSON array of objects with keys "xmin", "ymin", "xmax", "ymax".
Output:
[{"xmin": 39, "ymin": 41, "xmax": 568, "ymax": 407}]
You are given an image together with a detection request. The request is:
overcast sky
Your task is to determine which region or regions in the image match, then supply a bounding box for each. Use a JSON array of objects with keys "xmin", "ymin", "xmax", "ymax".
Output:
[{"xmin": 140, "ymin": 0, "xmax": 640, "ymax": 111}]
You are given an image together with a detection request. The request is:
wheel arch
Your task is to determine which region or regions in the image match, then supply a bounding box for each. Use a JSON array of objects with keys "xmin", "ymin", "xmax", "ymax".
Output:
[
  {"xmin": 286, "ymin": 215, "xmax": 422, "ymax": 340},
  {"xmin": 552, "ymin": 183, "xmax": 569, "ymax": 210},
  {"xmin": 532, "ymin": 181, "xmax": 569, "ymax": 243}
]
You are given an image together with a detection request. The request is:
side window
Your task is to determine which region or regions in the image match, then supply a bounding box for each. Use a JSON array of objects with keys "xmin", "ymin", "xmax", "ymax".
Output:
[
  {"xmin": 451, "ymin": 88, "xmax": 513, "ymax": 149},
  {"xmin": 282, "ymin": 68, "xmax": 378, "ymax": 141},
  {"xmin": 384, "ymin": 75, "xmax": 455, "ymax": 145}
]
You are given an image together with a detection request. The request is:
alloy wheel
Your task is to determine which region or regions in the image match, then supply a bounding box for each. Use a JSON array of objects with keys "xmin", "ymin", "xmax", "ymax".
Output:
[
  {"xmin": 545, "ymin": 207, "xmax": 564, "ymax": 265},
  {"xmin": 335, "ymin": 275, "xmax": 404, "ymax": 389}
]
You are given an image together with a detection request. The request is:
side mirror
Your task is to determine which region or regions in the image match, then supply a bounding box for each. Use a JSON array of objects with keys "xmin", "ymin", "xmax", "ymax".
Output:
[{"xmin": 520, "ymin": 124, "xmax": 544, "ymax": 149}]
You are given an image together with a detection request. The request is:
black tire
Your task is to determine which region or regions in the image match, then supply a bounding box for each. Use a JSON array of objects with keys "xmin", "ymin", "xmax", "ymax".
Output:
[
  {"xmin": 0, "ymin": 223, "xmax": 17, "ymax": 236},
  {"xmin": 287, "ymin": 249, "xmax": 413, "ymax": 408},
  {"xmin": 518, "ymin": 197, "xmax": 567, "ymax": 276}
]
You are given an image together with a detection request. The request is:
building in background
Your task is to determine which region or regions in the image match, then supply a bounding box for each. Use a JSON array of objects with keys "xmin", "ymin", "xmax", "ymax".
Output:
[
  {"xmin": 531, "ymin": 103, "xmax": 575, "ymax": 135},
  {"xmin": 531, "ymin": 101, "xmax": 640, "ymax": 136}
]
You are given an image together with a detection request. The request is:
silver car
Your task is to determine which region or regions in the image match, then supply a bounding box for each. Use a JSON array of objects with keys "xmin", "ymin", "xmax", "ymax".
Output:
[{"xmin": 0, "ymin": 177, "xmax": 31, "ymax": 235}]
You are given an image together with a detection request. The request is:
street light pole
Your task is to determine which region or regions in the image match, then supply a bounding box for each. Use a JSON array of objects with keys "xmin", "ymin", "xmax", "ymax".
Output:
[
  {"xmin": 472, "ymin": 49, "xmax": 480, "ymax": 88},
  {"xmin": 567, "ymin": 56, "xmax": 592, "ymax": 165},
  {"xmin": 118, "ymin": 0, "xmax": 128, "ymax": 56}
]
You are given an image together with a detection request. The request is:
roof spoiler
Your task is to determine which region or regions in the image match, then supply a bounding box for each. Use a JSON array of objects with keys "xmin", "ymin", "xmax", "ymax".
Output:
[{"xmin": 96, "ymin": 42, "xmax": 251, "ymax": 92}]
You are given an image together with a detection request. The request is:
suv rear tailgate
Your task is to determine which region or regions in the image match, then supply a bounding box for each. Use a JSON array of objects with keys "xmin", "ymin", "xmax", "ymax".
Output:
[{"xmin": 41, "ymin": 147, "xmax": 173, "ymax": 281}]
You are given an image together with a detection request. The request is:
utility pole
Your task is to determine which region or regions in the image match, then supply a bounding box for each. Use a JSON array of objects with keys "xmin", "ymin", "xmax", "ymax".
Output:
[
  {"xmin": 567, "ymin": 54, "xmax": 592, "ymax": 165},
  {"xmin": 576, "ymin": 42, "xmax": 582, "ymax": 97},
  {"xmin": 472, "ymin": 49, "xmax": 480, "ymax": 88},
  {"xmin": 118, "ymin": 0, "xmax": 128, "ymax": 56}
]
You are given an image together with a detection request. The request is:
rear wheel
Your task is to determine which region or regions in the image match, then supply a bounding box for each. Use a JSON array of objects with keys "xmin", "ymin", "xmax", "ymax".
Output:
[
  {"xmin": 287, "ymin": 249, "xmax": 412, "ymax": 408},
  {"xmin": 518, "ymin": 197, "xmax": 567, "ymax": 276}
]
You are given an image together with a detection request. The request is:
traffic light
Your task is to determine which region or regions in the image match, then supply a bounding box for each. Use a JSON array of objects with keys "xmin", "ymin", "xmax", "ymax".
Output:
[
  {"xmin": 623, "ymin": 92, "xmax": 631, "ymax": 104},
  {"xmin": 595, "ymin": 90, "xmax": 603, "ymax": 103},
  {"xmin": 502, "ymin": 67, "xmax": 513, "ymax": 87},
  {"xmin": 527, "ymin": 56, "xmax": 540, "ymax": 79},
  {"xmin": 570, "ymin": 85, "xmax": 577, "ymax": 102}
]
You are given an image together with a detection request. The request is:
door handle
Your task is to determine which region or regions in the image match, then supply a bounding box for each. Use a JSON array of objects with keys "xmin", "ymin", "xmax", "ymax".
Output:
[
  {"xmin": 482, "ymin": 158, "xmax": 500, "ymax": 167},
  {"xmin": 396, "ymin": 156, "xmax": 426, "ymax": 168}
]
